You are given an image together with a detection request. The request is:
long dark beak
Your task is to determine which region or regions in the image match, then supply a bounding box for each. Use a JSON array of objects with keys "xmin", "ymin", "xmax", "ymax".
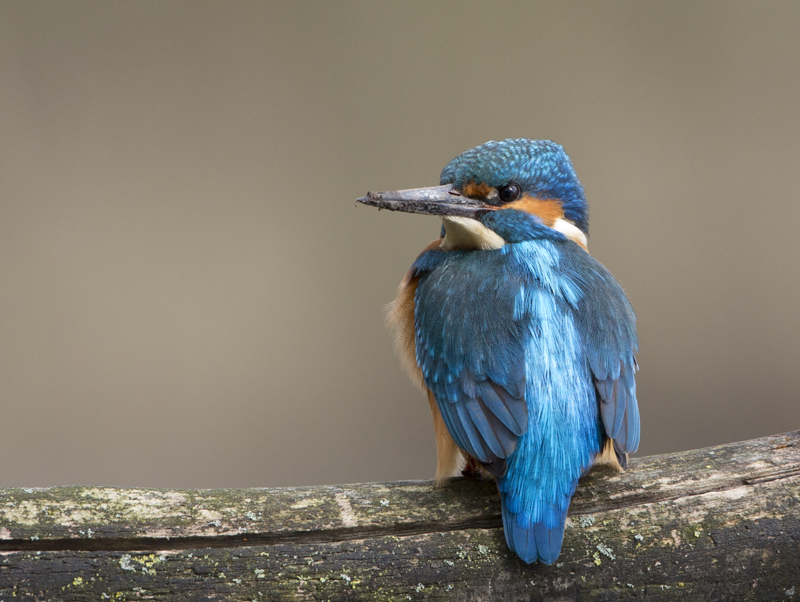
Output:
[{"xmin": 357, "ymin": 184, "xmax": 487, "ymax": 218}]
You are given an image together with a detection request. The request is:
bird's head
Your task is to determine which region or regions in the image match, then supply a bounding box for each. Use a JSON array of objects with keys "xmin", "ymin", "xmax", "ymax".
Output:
[{"xmin": 358, "ymin": 138, "xmax": 588, "ymax": 250}]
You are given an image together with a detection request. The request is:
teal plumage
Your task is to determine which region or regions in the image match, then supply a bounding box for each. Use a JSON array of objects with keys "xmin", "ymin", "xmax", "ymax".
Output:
[{"xmin": 359, "ymin": 139, "xmax": 640, "ymax": 564}]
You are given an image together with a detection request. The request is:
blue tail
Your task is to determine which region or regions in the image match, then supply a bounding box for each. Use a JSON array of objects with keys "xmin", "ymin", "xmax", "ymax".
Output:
[{"xmin": 501, "ymin": 496, "xmax": 567, "ymax": 565}]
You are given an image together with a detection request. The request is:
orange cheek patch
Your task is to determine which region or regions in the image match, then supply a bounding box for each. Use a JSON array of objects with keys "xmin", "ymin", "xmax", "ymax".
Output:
[
  {"xmin": 507, "ymin": 195, "xmax": 564, "ymax": 226},
  {"xmin": 462, "ymin": 180, "xmax": 492, "ymax": 198}
]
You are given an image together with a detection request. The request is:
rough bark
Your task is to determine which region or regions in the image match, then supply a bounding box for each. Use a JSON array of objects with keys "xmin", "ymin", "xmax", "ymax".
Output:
[{"xmin": 1, "ymin": 431, "xmax": 799, "ymax": 601}]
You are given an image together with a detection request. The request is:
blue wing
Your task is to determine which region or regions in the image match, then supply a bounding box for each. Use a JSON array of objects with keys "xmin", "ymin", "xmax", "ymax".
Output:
[
  {"xmin": 411, "ymin": 247, "xmax": 528, "ymax": 476},
  {"xmin": 560, "ymin": 244, "xmax": 640, "ymax": 462}
]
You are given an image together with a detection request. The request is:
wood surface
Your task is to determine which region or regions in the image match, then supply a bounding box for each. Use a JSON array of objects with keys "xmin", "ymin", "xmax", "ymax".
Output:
[{"xmin": 1, "ymin": 431, "xmax": 799, "ymax": 601}]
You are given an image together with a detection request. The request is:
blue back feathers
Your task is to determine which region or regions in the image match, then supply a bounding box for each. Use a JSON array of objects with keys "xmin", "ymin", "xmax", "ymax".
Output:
[{"xmin": 410, "ymin": 139, "xmax": 639, "ymax": 564}]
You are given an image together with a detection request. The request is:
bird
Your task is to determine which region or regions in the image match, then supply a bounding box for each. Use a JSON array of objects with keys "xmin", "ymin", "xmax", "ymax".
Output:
[{"xmin": 357, "ymin": 138, "xmax": 639, "ymax": 565}]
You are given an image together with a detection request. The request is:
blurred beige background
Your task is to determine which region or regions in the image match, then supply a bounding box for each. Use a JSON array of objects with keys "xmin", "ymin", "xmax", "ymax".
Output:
[{"xmin": 1, "ymin": 2, "xmax": 799, "ymax": 488}]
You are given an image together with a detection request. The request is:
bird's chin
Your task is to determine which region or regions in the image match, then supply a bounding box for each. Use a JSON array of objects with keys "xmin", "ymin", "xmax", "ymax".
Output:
[{"xmin": 440, "ymin": 216, "xmax": 506, "ymax": 251}]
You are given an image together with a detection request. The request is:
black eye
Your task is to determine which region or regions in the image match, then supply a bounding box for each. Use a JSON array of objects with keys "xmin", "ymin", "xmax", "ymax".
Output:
[{"xmin": 497, "ymin": 183, "xmax": 521, "ymax": 203}]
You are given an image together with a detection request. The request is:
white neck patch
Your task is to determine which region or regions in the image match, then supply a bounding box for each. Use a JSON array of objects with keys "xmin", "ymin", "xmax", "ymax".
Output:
[
  {"xmin": 440, "ymin": 216, "xmax": 506, "ymax": 251},
  {"xmin": 552, "ymin": 218, "xmax": 588, "ymax": 250}
]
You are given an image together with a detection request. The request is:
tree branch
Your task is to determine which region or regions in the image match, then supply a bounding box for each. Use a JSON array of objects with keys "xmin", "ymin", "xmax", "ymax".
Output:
[{"xmin": 1, "ymin": 431, "xmax": 799, "ymax": 600}]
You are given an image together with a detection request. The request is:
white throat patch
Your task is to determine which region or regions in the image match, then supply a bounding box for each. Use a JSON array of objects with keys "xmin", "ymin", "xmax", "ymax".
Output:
[{"xmin": 440, "ymin": 216, "xmax": 506, "ymax": 251}]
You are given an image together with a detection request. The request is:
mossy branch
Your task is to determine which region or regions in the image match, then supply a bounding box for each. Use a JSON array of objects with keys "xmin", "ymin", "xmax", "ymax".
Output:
[{"xmin": 1, "ymin": 432, "xmax": 799, "ymax": 600}]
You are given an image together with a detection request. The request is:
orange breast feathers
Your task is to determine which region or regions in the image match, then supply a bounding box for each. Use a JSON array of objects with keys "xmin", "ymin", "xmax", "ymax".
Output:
[{"xmin": 385, "ymin": 238, "xmax": 465, "ymax": 484}]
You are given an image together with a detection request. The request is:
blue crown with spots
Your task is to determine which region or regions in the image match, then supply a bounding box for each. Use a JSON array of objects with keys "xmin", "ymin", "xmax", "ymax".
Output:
[{"xmin": 439, "ymin": 139, "xmax": 589, "ymax": 234}]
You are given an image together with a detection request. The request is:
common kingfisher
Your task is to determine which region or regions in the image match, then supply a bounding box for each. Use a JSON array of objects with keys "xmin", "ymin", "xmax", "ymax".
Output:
[{"xmin": 358, "ymin": 139, "xmax": 639, "ymax": 565}]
